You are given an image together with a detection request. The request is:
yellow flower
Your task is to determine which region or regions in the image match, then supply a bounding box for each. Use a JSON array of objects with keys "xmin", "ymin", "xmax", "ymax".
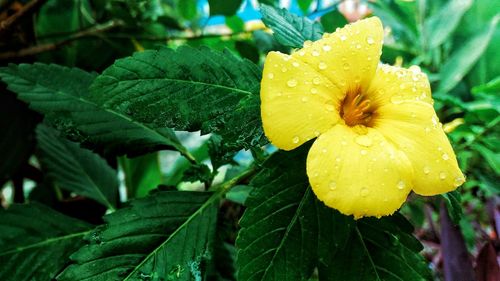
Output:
[{"xmin": 260, "ymin": 17, "xmax": 465, "ymax": 219}]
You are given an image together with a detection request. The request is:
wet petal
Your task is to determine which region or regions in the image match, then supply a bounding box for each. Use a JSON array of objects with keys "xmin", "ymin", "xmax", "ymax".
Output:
[
  {"xmin": 261, "ymin": 51, "xmax": 342, "ymax": 150},
  {"xmin": 307, "ymin": 125, "xmax": 413, "ymax": 218},
  {"xmin": 368, "ymin": 64, "xmax": 434, "ymax": 107},
  {"xmin": 375, "ymin": 101, "xmax": 465, "ymax": 195},
  {"xmin": 291, "ymin": 17, "xmax": 383, "ymax": 94}
]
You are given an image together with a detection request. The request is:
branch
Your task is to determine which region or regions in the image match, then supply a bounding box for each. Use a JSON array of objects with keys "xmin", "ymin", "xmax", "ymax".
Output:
[
  {"xmin": 0, "ymin": 0, "xmax": 48, "ymax": 37},
  {"xmin": 0, "ymin": 20, "xmax": 122, "ymax": 60}
]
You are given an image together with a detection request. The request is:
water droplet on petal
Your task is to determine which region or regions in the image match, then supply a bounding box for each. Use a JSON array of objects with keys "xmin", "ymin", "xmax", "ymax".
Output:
[
  {"xmin": 318, "ymin": 62, "xmax": 327, "ymax": 70},
  {"xmin": 329, "ymin": 181, "xmax": 337, "ymax": 190},
  {"xmin": 360, "ymin": 149, "xmax": 368, "ymax": 155},
  {"xmin": 355, "ymin": 44, "xmax": 361, "ymax": 49},
  {"xmin": 439, "ymin": 172, "xmax": 446, "ymax": 180},
  {"xmin": 287, "ymin": 79, "xmax": 297, "ymax": 87},
  {"xmin": 454, "ymin": 176, "xmax": 464, "ymax": 187},
  {"xmin": 355, "ymin": 135, "xmax": 373, "ymax": 147},
  {"xmin": 390, "ymin": 95, "xmax": 404, "ymax": 104},
  {"xmin": 397, "ymin": 180, "xmax": 406, "ymax": 190},
  {"xmin": 322, "ymin": 45, "xmax": 332, "ymax": 52},
  {"xmin": 281, "ymin": 67, "xmax": 287, "ymax": 72},
  {"xmin": 292, "ymin": 62, "xmax": 300, "ymax": 67},
  {"xmin": 312, "ymin": 50, "xmax": 320, "ymax": 57},
  {"xmin": 335, "ymin": 156, "xmax": 341, "ymax": 162},
  {"xmin": 360, "ymin": 187, "xmax": 369, "ymax": 197},
  {"xmin": 298, "ymin": 50, "xmax": 306, "ymax": 56},
  {"xmin": 303, "ymin": 40, "xmax": 313, "ymax": 48},
  {"xmin": 312, "ymin": 77, "xmax": 321, "ymax": 85},
  {"xmin": 267, "ymin": 73, "xmax": 274, "ymax": 79},
  {"xmin": 321, "ymin": 148, "xmax": 327, "ymax": 153},
  {"xmin": 442, "ymin": 153, "xmax": 449, "ymax": 160},
  {"xmin": 340, "ymin": 35, "xmax": 347, "ymax": 41},
  {"xmin": 310, "ymin": 88, "xmax": 318, "ymax": 94},
  {"xmin": 343, "ymin": 63, "xmax": 350, "ymax": 70},
  {"xmin": 292, "ymin": 136, "xmax": 300, "ymax": 144},
  {"xmin": 423, "ymin": 166, "xmax": 431, "ymax": 175},
  {"xmin": 314, "ymin": 130, "xmax": 320, "ymax": 136},
  {"xmin": 366, "ymin": 36, "xmax": 374, "ymax": 45},
  {"xmin": 301, "ymin": 96, "xmax": 308, "ymax": 103}
]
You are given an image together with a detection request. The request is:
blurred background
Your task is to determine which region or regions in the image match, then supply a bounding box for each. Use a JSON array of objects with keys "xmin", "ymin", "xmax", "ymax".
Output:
[{"xmin": 0, "ymin": 0, "xmax": 499, "ymax": 280}]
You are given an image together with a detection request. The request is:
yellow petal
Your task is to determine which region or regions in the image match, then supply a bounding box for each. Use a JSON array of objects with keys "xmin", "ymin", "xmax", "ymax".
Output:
[
  {"xmin": 261, "ymin": 51, "xmax": 342, "ymax": 150},
  {"xmin": 370, "ymin": 66, "xmax": 465, "ymax": 195},
  {"xmin": 291, "ymin": 17, "xmax": 383, "ymax": 93},
  {"xmin": 307, "ymin": 125, "xmax": 413, "ymax": 219},
  {"xmin": 368, "ymin": 64, "xmax": 434, "ymax": 107}
]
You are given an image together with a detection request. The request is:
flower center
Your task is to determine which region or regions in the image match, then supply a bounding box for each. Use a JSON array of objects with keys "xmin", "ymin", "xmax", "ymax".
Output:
[{"xmin": 340, "ymin": 88, "xmax": 376, "ymax": 127}]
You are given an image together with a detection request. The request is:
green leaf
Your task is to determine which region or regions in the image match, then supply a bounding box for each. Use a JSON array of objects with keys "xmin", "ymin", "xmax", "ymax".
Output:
[
  {"xmin": 320, "ymin": 10, "xmax": 348, "ymax": 33},
  {"xmin": 442, "ymin": 190, "xmax": 463, "ymax": 225},
  {"xmin": 178, "ymin": 0, "xmax": 198, "ymax": 20},
  {"xmin": 298, "ymin": 0, "xmax": 314, "ymax": 13},
  {"xmin": 36, "ymin": 124, "xmax": 119, "ymax": 209},
  {"xmin": 57, "ymin": 190, "xmax": 219, "ymax": 281},
  {"xmin": 320, "ymin": 215, "xmax": 432, "ymax": 281},
  {"xmin": 424, "ymin": 0, "xmax": 473, "ymax": 48},
  {"xmin": 226, "ymin": 15, "xmax": 245, "ymax": 33},
  {"xmin": 89, "ymin": 46, "xmax": 266, "ymax": 152},
  {"xmin": 472, "ymin": 76, "xmax": 500, "ymax": 94},
  {"xmin": 437, "ymin": 15, "xmax": 500, "ymax": 93},
  {"xmin": 0, "ymin": 203, "xmax": 92, "ymax": 281},
  {"xmin": 236, "ymin": 147, "xmax": 352, "ymax": 281},
  {"xmin": 473, "ymin": 144, "xmax": 500, "ymax": 175},
  {"xmin": 209, "ymin": 0, "xmax": 243, "ymax": 16},
  {"xmin": 119, "ymin": 153, "xmax": 162, "ymax": 198},
  {"xmin": 260, "ymin": 4, "xmax": 323, "ymax": 48},
  {"xmin": 0, "ymin": 63, "xmax": 189, "ymax": 158}
]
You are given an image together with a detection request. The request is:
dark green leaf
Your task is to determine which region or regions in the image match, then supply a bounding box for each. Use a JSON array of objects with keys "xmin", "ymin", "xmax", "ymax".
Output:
[
  {"xmin": 89, "ymin": 46, "xmax": 266, "ymax": 152},
  {"xmin": 57, "ymin": 190, "xmax": 219, "ymax": 281},
  {"xmin": 437, "ymin": 15, "xmax": 500, "ymax": 93},
  {"xmin": 260, "ymin": 4, "xmax": 323, "ymax": 48},
  {"xmin": 473, "ymin": 144, "xmax": 500, "ymax": 175},
  {"xmin": 36, "ymin": 124, "xmax": 119, "ymax": 209},
  {"xmin": 182, "ymin": 163, "xmax": 213, "ymax": 185},
  {"xmin": 209, "ymin": 0, "xmax": 243, "ymax": 16},
  {"xmin": 320, "ymin": 10, "xmax": 348, "ymax": 33},
  {"xmin": 320, "ymin": 214, "xmax": 432, "ymax": 281},
  {"xmin": 442, "ymin": 190, "xmax": 463, "ymax": 225},
  {"xmin": 0, "ymin": 203, "xmax": 92, "ymax": 281},
  {"xmin": 236, "ymin": 147, "xmax": 352, "ymax": 281},
  {"xmin": 424, "ymin": 0, "xmax": 473, "ymax": 48},
  {"xmin": 0, "ymin": 63, "xmax": 189, "ymax": 158}
]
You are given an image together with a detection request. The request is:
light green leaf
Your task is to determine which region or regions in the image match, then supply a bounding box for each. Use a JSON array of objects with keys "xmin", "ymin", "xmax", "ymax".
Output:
[
  {"xmin": 57, "ymin": 190, "xmax": 218, "ymax": 281},
  {"xmin": 424, "ymin": 0, "xmax": 473, "ymax": 48},
  {"xmin": 298, "ymin": 0, "xmax": 314, "ymax": 13},
  {"xmin": 319, "ymin": 215, "xmax": 432, "ymax": 281},
  {"xmin": 236, "ymin": 147, "xmax": 351, "ymax": 281},
  {"xmin": 473, "ymin": 144, "xmax": 500, "ymax": 175},
  {"xmin": 260, "ymin": 4, "xmax": 323, "ymax": 48},
  {"xmin": 178, "ymin": 0, "xmax": 198, "ymax": 20},
  {"xmin": 119, "ymin": 152, "xmax": 162, "ymax": 198},
  {"xmin": 0, "ymin": 203, "xmax": 92, "ymax": 281},
  {"xmin": 36, "ymin": 124, "xmax": 119, "ymax": 209},
  {"xmin": 209, "ymin": 0, "xmax": 243, "ymax": 16},
  {"xmin": 0, "ymin": 63, "xmax": 190, "ymax": 158},
  {"xmin": 89, "ymin": 46, "xmax": 266, "ymax": 152},
  {"xmin": 437, "ymin": 15, "xmax": 500, "ymax": 93}
]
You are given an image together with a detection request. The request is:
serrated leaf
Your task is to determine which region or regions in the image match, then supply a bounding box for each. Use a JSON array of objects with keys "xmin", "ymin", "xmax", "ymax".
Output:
[
  {"xmin": 89, "ymin": 46, "xmax": 266, "ymax": 152},
  {"xmin": 236, "ymin": 147, "xmax": 351, "ymax": 281},
  {"xmin": 442, "ymin": 190, "xmax": 463, "ymax": 225},
  {"xmin": 437, "ymin": 15, "xmax": 500, "ymax": 93},
  {"xmin": 0, "ymin": 63, "xmax": 189, "ymax": 158},
  {"xmin": 260, "ymin": 4, "xmax": 323, "ymax": 48},
  {"xmin": 36, "ymin": 124, "xmax": 118, "ymax": 209},
  {"xmin": 0, "ymin": 203, "xmax": 92, "ymax": 281},
  {"xmin": 320, "ymin": 214, "xmax": 432, "ymax": 281},
  {"xmin": 424, "ymin": 0, "xmax": 473, "ymax": 48},
  {"xmin": 57, "ymin": 190, "xmax": 219, "ymax": 281}
]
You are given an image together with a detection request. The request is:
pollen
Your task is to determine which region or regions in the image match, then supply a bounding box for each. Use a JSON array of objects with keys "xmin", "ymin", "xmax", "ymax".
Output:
[{"xmin": 340, "ymin": 89, "xmax": 376, "ymax": 127}]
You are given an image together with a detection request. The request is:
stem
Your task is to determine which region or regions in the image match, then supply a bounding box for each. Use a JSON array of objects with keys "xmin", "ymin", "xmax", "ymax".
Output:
[
  {"xmin": 0, "ymin": 0, "xmax": 48, "ymax": 38},
  {"xmin": 208, "ymin": 164, "xmax": 258, "ymax": 194},
  {"xmin": 457, "ymin": 116, "xmax": 500, "ymax": 150}
]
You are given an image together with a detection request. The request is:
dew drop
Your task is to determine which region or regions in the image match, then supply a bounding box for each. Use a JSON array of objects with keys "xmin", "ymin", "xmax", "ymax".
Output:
[
  {"xmin": 439, "ymin": 172, "xmax": 446, "ymax": 180},
  {"xmin": 355, "ymin": 44, "xmax": 361, "ymax": 49},
  {"xmin": 390, "ymin": 95, "xmax": 404, "ymax": 104},
  {"xmin": 322, "ymin": 148, "xmax": 327, "ymax": 153},
  {"xmin": 312, "ymin": 50, "xmax": 320, "ymax": 57},
  {"xmin": 292, "ymin": 136, "xmax": 300, "ymax": 144},
  {"xmin": 310, "ymin": 88, "xmax": 318, "ymax": 94},
  {"xmin": 318, "ymin": 62, "xmax": 327, "ymax": 70},
  {"xmin": 424, "ymin": 127, "xmax": 431, "ymax": 133},
  {"xmin": 454, "ymin": 176, "xmax": 464, "ymax": 187},
  {"xmin": 329, "ymin": 181, "xmax": 337, "ymax": 190},
  {"xmin": 340, "ymin": 35, "xmax": 347, "ymax": 41},
  {"xmin": 423, "ymin": 166, "xmax": 431, "ymax": 175},
  {"xmin": 343, "ymin": 63, "xmax": 350, "ymax": 70},
  {"xmin": 267, "ymin": 73, "xmax": 274, "ymax": 79},
  {"xmin": 325, "ymin": 104, "xmax": 335, "ymax": 112},
  {"xmin": 287, "ymin": 79, "xmax": 298, "ymax": 87},
  {"xmin": 281, "ymin": 67, "xmax": 287, "ymax": 72},
  {"xmin": 442, "ymin": 153, "xmax": 449, "ymax": 160},
  {"xmin": 303, "ymin": 40, "xmax": 313, "ymax": 48},
  {"xmin": 397, "ymin": 180, "xmax": 406, "ymax": 190},
  {"xmin": 360, "ymin": 187, "xmax": 369, "ymax": 197},
  {"xmin": 341, "ymin": 139, "xmax": 347, "ymax": 146},
  {"xmin": 360, "ymin": 149, "xmax": 368, "ymax": 155},
  {"xmin": 301, "ymin": 96, "xmax": 308, "ymax": 103},
  {"xmin": 292, "ymin": 62, "xmax": 300, "ymax": 67},
  {"xmin": 322, "ymin": 45, "xmax": 332, "ymax": 52},
  {"xmin": 355, "ymin": 135, "xmax": 373, "ymax": 147},
  {"xmin": 335, "ymin": 156, "xmax": 341, "ymax": 162},
  {"xmin": 312, "ymin": 77, "xmax": 321, "ymax": 85},
  {"xmin": 298, "ymin": 50, "xmax": 306, "ymax": 56},
  {"xmin": 366, "ymin": 36, "xmax": 374, "ymax": 45}
]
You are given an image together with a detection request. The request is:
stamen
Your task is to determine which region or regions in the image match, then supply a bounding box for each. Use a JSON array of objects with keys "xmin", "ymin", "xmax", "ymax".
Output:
[{"xmin": 340, "ymin": 89, "xmax": 376, "ymax": 127}]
